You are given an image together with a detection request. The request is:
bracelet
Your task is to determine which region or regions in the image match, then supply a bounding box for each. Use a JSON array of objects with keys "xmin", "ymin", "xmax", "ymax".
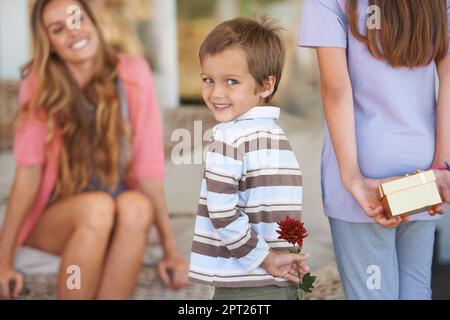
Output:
[{"xmin": 431, "ymin": 162, "xmax": 450, "ymax": 171}]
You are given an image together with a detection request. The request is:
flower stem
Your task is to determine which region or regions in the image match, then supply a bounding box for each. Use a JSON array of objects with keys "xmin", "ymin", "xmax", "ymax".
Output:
[
  {"xmin": 293, "ymin": 244, "xmax": 304, "ymax": 300},
  {"xmin": 298, "ymin": 288, "xmax": 304, "ymax": 300}
]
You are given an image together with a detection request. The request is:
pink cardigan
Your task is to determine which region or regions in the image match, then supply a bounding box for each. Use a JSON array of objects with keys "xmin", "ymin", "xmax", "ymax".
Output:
[{"xmin": 14, "ymin": 54, "xmax": 165, "ymax": 245}]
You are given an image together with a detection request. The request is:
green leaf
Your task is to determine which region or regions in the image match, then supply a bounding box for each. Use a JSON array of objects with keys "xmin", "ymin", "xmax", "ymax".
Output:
[{"xmin": 300, "ymin": 273, "xmax": 317, "ymax": 293}]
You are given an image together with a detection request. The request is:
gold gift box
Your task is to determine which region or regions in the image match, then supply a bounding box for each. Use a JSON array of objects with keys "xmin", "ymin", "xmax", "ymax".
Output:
[{"xmin": 378, "ymin": 170, "xmax": 442, "ymax": 219}]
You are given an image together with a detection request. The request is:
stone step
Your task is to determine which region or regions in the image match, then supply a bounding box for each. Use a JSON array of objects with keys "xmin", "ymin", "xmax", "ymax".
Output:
[{"xmin": 15, "ymin": 261, "xmax": 343, "ymax": 300}]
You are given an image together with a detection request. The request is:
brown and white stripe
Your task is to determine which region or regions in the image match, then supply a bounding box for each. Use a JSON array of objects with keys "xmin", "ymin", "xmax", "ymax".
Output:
[{"xmin": 189, "ymin": 107, "xmax": 303, "ymax": 288}]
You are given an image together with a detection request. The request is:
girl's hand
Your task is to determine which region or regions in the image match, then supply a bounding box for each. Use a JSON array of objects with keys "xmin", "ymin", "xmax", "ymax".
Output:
[
  {"xmin": 157, "ymin": 252, "xmax": 191, "ymax": 290},
  {"xmin": 345, "ymin": 175, "xmax": 407, "ymax": 228},
  {"xmin": 0, "ymin": 263, "xmax": 23, "ymax": 300},
  {"xmin": 431, "ymin": 170, "xmax": 449, "ymax": 215}
]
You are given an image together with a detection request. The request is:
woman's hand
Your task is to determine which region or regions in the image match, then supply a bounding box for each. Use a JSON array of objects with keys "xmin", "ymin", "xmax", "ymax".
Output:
[
  {"xmin": 0, "ymin": 166, "xmax": 41, "ymax": 299},
  {"xmin": 157, "ymin": 252, "xmax": 190, "ymax": 290},
  {"xmin": 139, "ymin": 180, "xmax": 191, "ymax": 290},
  {"xmin": 345, "ymin": 175, "xmax": 408, "ymax": 228},
  {"xmin": 0, "ymin": 262, "xmax": 23, "ymax": 300}
]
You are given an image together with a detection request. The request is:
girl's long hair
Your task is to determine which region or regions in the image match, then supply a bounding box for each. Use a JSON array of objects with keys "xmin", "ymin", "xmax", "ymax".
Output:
[
  {"xmin": 347, "ymin": 0, "xmax": 449, "ymax": 68},
  {"xmin": 21, "ymin": 0, "xmax": 131, "ymax": 200}
]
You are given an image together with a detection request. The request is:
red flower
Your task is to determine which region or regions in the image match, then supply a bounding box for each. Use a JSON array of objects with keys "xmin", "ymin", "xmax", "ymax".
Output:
[{"xmin": 276, "ymin": 216, "xmax": 309, "ymax": 248}]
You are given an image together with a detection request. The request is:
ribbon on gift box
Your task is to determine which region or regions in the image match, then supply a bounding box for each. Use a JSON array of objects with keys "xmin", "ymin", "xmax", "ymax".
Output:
[{"xmin": 431, "ymin": 162, "xmax": 450, "ymax": 171}]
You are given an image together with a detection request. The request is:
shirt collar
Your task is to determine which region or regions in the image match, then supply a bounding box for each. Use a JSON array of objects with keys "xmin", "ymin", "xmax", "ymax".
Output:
[
  {"xmin": 235, "ymin": 106, "xmax": 280, "ymax": 121},
  {"xmin": 211, "ymin": 106, "xmax": 280, "ymax": 138}
]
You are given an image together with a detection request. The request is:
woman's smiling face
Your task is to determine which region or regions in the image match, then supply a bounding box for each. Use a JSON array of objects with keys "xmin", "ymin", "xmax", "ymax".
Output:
[{"xmin": 43, "ymin": 0, "xmax": 100, "ymax": 66}]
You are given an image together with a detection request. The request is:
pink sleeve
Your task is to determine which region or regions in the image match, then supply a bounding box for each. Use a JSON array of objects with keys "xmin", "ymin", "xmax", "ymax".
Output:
[
  {"xmin": 131, "ymin": 59, "xmax": 165, "ymax": 181},
  {"xmin": 13, "ymin": 76, "xmax": 48, "ymax": 166}
]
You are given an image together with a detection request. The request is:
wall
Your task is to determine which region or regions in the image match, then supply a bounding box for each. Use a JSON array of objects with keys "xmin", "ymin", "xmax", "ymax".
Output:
[{"xmin": 0, "ymin": 0, "xmax": 29, "ymax": 80}]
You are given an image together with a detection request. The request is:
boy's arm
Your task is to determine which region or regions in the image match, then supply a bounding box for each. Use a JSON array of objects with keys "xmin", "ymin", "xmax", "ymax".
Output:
[{"xmin": 205, "ymin": 141, "xmax": 270, "ymax": 272}]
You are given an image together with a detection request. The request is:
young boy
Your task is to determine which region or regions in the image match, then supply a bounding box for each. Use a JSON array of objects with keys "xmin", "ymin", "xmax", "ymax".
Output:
[{"xmin": 188, "ymin": 17, "xmax": 309, "ymax": 300}]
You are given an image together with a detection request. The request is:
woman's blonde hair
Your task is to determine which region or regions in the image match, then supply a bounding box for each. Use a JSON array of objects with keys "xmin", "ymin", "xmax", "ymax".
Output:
[
  {"xmin": 21, "ymin": 0, "xmax": 131, "ymax": 200},
  {"xmin": 347, "ymin": 0, "xmax": 449, "ymax": 68}
]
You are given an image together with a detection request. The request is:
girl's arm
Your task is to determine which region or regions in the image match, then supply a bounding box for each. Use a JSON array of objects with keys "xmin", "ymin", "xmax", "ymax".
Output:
[
  {"xmin": 138, "ymin": 179, "xmax": 190, "ymax": 290},
  {"xmin": 316, "ymin": 48, "xmax": 359, "ymax": 187},
  {"xmin": 433, "ymin": 52, "xmax": 450, "ymax": 205},
  {"xmin": 434, "ymin": 53, "xmax": 450, "ymax": 164},
  {"xmin": 316, "ymin": 47, "xmax": 402, "ymax": 227},
  {"xmin": 0, "ymin": 166, "xmax": 41, "ymax": 299}
]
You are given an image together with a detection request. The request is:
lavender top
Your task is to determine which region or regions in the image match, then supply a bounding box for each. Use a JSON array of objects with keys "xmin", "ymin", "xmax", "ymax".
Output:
[{"xmin": 298, "ymin": 0, "xmax": 450, "ymax": 223}]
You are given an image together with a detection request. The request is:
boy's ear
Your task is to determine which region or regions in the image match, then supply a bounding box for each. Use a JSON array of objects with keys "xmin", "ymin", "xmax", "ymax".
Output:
[{"xmin": 259, "ymin": 76, "xmax": 276, "ymax": 100}]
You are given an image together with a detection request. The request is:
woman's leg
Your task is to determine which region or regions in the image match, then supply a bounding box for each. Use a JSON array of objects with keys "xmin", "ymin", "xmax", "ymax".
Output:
[
  {"xmin": 96, "ymin": 191, "xmax": 154, "ymax": 300},
  {"xmin": 396, "ymin": 221, "xmax": 436, "ymax": 300},
  {"xmin": 26, "ymin": 192, "xmax": 116, "ymax": 299},
  {"xmin": 329, "ymin": 217, "xmax": 400, "ymax": 300}
]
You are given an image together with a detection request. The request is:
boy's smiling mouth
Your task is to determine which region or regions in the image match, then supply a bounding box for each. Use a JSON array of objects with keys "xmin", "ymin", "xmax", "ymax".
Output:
[{"xmin": 213, "ymin": 103, "xmax": 232, "ymax": 111}]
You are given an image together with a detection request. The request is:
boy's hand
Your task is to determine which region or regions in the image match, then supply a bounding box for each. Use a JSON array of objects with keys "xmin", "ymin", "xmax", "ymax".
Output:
[
  {"xmin": 345, "ymin": 175, "xmax": 408, "ymax": 228},
  {"xmin": 260, "ymin": 251, "xmax": 309, "ymax": 284}
]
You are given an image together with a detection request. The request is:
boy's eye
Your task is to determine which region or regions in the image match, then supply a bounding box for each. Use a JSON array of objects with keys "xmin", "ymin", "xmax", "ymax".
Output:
[
  {"xmin": 226, "ymin": 79, "xmax": 238, "ymax": 85},
  {"xmin": 202, "ymin": 78, "xmax": 214, "ymax": 84}
]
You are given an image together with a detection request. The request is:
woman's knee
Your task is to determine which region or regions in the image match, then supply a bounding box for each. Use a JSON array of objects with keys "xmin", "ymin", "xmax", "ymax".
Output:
[
  {"xmin": 76, "ymin": 192, "xmax": 116, "ymax": 233},
  {"xmin": 115, "ymin": 192, "xmax": 155, "ymax": 232}
]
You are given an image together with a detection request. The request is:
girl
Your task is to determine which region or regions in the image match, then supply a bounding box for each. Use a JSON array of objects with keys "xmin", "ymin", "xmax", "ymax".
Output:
[
  {"xmin": 298, "ymin": 0, "xmax": 450, "ymax": 299},
  {"xmin": 0, "ymin": 0, "xmax": 189, "ymax": 300}
]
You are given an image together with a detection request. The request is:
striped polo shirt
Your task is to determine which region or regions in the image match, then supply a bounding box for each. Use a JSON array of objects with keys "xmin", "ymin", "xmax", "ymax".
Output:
[{"xmin": 188, "ymin": 106, "xmax": 303, "ymax": 288}]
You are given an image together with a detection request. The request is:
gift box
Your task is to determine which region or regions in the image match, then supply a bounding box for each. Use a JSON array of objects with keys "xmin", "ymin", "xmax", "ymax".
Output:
[{"xmin": 378, "ymin": 170, "xmax": 442, "ymax": 219}]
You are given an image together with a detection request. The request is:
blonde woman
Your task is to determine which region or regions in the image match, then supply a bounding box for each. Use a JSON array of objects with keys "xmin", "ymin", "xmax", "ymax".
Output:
[{"xmin": 0, "ymin": 0, "xmax": 189, "ymax": 300}]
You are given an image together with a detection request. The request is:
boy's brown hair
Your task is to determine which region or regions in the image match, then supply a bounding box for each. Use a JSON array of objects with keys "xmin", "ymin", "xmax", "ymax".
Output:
[{"xmin": 199, "ymin": 17, "xmax": 285, "ymax": 103}]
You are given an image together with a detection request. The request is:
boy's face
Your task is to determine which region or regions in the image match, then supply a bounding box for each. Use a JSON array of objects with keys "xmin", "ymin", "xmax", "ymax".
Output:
[{"xmin": 200, "ymin": 47, "xmax": 268, "ymax": 122}]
